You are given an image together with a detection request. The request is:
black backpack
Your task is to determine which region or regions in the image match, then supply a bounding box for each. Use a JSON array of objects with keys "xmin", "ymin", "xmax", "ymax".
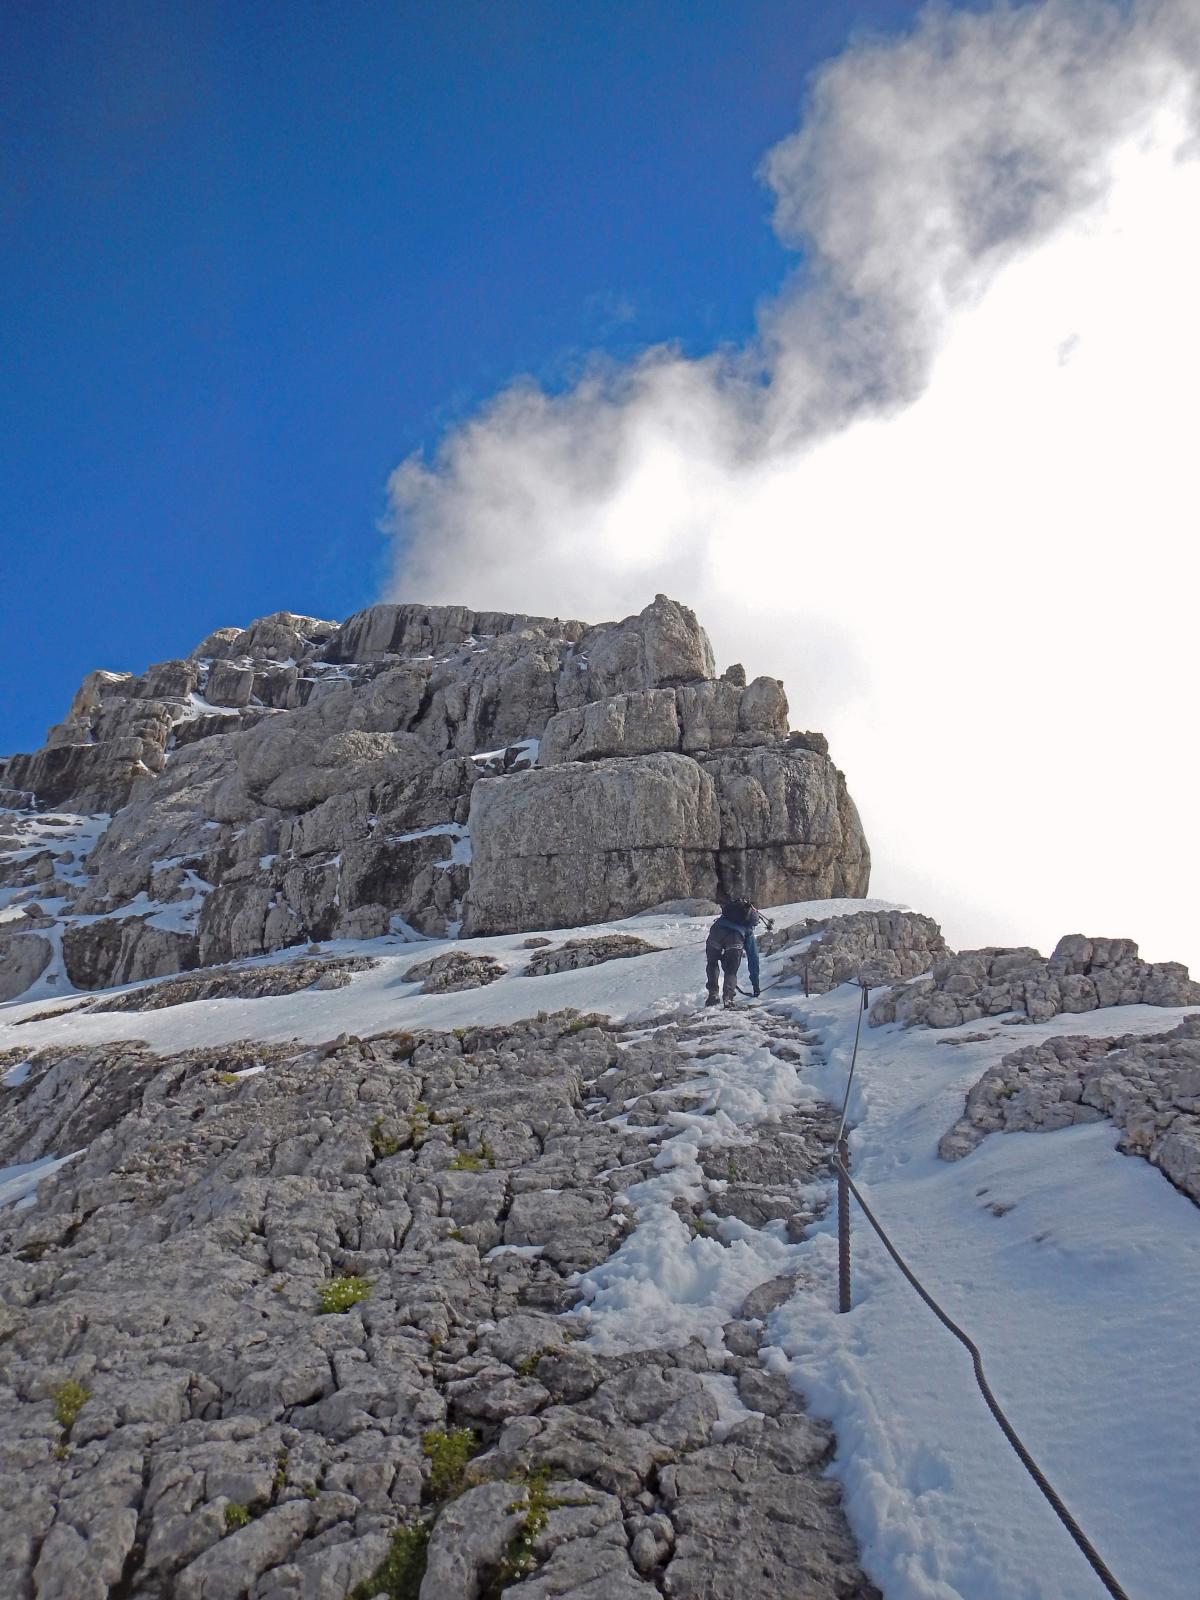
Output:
[{"xmin": 723, "ymin": 898, "xmax": 757, "ymax": 927}]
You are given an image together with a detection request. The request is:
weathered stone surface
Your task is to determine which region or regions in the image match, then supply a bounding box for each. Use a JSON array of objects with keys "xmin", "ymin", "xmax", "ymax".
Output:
[
  {"xmin": 763, "ymin": 909, "xmax": 949, "ymax": 993},
  {"xmin": 0, "ymin": 931, "xmax": 53, "ymax": 1003},
  {"xmin": 939, "ymin": 1015, "xmax": 1200, "ymax": 1206},
  {"xmin": 403, "ymin": 950, "xmax": 507, "ymax": 993},
  {"xmin": 525, "ymin": 934, "xmax": 660, "ymax": 978},
  {"xmin": 0, "ymin": 1006, "xmax": 877, "ymax": 1600},
  {"xmin": 462, "ymin": 754, "xmax": 719, "ymax": 935},
  {"xmin": 86, "ymin": 955, "xmax": 377, "ymax": 1014},
  {"xmin": 872, "ymin": 933, "xmax": 1200, "ymax": 1029},
  {"xmin": 539, "ymin": 689, "xmax": 681, "ymax": 767},
  {"xmin": 62, "ymin": 916, "xmax": 200, "ymax": 990},
  {"xmin": 0, "ymin": 593, "xmax": 869, "ymax": 991}
]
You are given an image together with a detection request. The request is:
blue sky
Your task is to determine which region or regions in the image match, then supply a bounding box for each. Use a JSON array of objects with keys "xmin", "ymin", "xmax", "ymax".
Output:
[{"xmin": 1, "ymin": 0, "xmax": 928, "ymax": 756}]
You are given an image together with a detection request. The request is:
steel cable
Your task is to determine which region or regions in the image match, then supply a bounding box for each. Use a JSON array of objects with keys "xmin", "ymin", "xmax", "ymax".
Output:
[{"xmin": 827, "ymin": 978, "xmax": 1133, "ymax": 1600}]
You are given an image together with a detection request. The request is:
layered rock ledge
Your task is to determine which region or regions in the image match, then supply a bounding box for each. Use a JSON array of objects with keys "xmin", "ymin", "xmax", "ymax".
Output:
[
  {"xmin": 0, "ymin": 597, "xmax": 870, "ymax": 994},
  {"xmin": 939, "ymin": 1015, "xmax": 1200, "ymax": 1205}
]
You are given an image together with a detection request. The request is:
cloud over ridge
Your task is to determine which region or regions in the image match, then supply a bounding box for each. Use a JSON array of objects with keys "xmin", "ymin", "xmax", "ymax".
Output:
[{"xmin": 385, "ymin": 0, "xmax": 1200, "ymax": 967}]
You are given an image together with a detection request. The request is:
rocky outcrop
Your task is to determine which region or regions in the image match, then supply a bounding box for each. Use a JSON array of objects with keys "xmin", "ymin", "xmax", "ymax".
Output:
[
  {"xmin": 763, "ymin": 910, "xmax": 949, "ymax": 994},
  {"xmin": 463, "ymin": 746, "xmax": 868, "ymax": 936},
  {"xmin": 0, "ymin": 1011, "xmax": 878, "ymax": 1600},
  {"xmin": 526, "ymin": 934, "xmax": 660, "ymax": 977},
  {"xmin": 0, "ymin": 595, "xmax": 870, "ymax": 992},
  {"xmin": 86, "ymin": 954, "xmax": 378, "ymax": 1014},
  {"xmin": 869, "ymin": 934, "xmax": 1200, "ymax": 1029},
  {"xmin": 938, "ymin": 1015, "xmax": 1200, "ymax": 1206},
  {"xmin": 0, "ymin": 932, "xmax": 53, "ymax": 1004},
  {"xmin": 403, "ymin": 950, "xmax": 508, "ymax": 993}
]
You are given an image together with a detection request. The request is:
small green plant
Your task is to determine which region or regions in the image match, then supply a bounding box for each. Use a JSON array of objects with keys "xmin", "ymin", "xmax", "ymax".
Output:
[
  {"xmin": 448, "ymin": 1150, "xmax": 485, "ymax": 1172},
  {"xmin": 317, "ymin": 1275, "xmax": 372, "ymax": 1314},
  {"xmin": 273, "ymin": 1450, "xmax": 289, "ymax": 1492},
  {"xmin": 515, "ymin": 1345, "xmax": 558, "ymax": 1377},
  {"xmin": 485, "ymin": 1469, "xmax": 575, "ymax": 1592},
  {"xmin": 370, "ymin": 1118, "xmax": 401, "ymax": 1160},
  {"xmin": 350, "ymin": 1519, "xmax": 431, "ymax": 1600},
  {"xmin": 218, "ymin": 1072, "xmax": 239, "ymax": 1087},
  {"xmin": 726, "ymin": 1156, "xmax": 740, "ymax": 1181},
  {"xmin": 421, "ymin": 1427, "xmax": 480, "ymax": 1500},
  {"xmin": 52, "ymin": 1380, "xmax": 89, "ymax": 1435},
  {"xmin": 224, "ymin": 1503, "xmax": 252, "ymax": 1532}
]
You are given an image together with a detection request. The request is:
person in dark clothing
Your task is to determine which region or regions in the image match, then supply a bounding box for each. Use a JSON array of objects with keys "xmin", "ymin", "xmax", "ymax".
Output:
[{"xmin": 705, "ymin": 899, "xmax": 761, "ymax": 1008}]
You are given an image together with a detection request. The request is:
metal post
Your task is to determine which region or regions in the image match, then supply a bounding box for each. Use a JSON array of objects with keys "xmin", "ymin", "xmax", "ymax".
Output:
[{"xmin": 837, "ymin": 1137, "xmax": 851, "ymax": 1313}]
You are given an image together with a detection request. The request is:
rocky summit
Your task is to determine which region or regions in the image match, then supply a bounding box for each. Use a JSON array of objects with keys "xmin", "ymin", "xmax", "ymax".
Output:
[{"xmin": 0, "ymin": 595, "xmax": 869, "ymax": 998}]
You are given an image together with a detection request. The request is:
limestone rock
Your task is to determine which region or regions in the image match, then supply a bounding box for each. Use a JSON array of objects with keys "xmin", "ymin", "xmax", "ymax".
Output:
[
  {"xmin": 404, "ymin": 950, "xmax": 508, "ymax": 993},
  {"xmin": 872, "ymin": 933, "xmax": 1200, "ymax": 1029},
  {"xmin": 0, "ymin": 931, "xmax": 53, "ymax": 1003},
  {"xmin": 763, "ymin": 910, "xmax": 950, "ymax": 994},
  {"xmin": 939, "ymin": 1016, "xmax": 1200, "ymax": 1207},
  {"xmin": 0, "ymin": 594, "xmax": 870, "ymax": 990},
  {"xmin": 526, "ymin": 934, "xmax": 660, "ymax": 977}
]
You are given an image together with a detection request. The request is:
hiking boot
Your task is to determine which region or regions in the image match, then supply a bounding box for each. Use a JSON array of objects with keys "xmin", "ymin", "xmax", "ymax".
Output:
[
  {"xmin": 704, "ymin": 992, "xmax": 720, "ymax": 1008},
  {"xmin": 722, "ymin": 997, "xmax": 738, "ymax": 1010}
]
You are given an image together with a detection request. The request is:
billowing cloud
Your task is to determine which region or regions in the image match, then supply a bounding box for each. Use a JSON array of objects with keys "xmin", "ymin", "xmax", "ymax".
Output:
[{"xmin": 385, "ymin": 0, "xmax": 1200, "ymax": 969}]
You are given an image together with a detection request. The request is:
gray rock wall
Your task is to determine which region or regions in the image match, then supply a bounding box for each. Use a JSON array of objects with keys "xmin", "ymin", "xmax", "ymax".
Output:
[
  {"xmin": 0, "ymin": 595, "xmax": 871, "ymax": 992},
  {"xmin": 870, "ymin": 934, "xmax": 1200, "ymax": 1029},
  {"xmin": 938, "ymin": 1015, "xmax": 1200, "ymax": 1206}
]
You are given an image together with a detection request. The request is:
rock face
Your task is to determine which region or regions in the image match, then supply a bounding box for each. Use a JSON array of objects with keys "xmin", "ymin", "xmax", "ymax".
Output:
[
  {"xmin": 763, "ymin": 910, "xmax": 950, "ymax": 995},
  {"xmin": 938, "ymin": 1015, "xmax": 1200, "ymax": 1207},
  {"xmin": 0, "ymin": 596, "xmax": 870, "ymax": 993},
  {"xmin": 869, "ymin": 934, "xmax": 1200, "ymax": 1029},
  {"xmin": 0, "ymin": 1010, "xmax": 878, "ymax": 1600}
]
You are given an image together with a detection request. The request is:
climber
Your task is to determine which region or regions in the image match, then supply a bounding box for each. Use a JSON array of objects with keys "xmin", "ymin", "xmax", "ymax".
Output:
[{"xmin": 705, "ymin": 898, "xmax": 761, "ymax": 1009}]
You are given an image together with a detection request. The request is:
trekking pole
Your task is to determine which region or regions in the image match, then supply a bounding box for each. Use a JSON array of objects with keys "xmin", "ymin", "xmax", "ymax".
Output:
[{"xmin": 835, "ymin": 981, "xmax": 870, "ymax": 1314}]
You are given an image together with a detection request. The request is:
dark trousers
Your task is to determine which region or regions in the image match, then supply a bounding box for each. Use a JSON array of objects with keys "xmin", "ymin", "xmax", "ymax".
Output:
[{"xmin": 705, "ymin": 931, "xmax": 743, "ymax": 1001}]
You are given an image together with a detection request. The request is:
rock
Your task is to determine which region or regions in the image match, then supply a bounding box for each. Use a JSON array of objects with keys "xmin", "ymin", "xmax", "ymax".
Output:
[
  {"xmin": 403, "ymin": 950, "xmax": 507, "ymax": 993},
  {"xmin": 539, "ymin": 689, "xmax": 681, "ymax": 766},
  {"xmin": 0, "ymin": 931, "xmax": 53, "ymax": 1003},
  {"xmin": 765, "ymin": 910, "xmax": 949, "ymax": 994},
  {"xmin": 0, "ymin": 594, "xmax": 870, "ymax": 989},
  {"xmin": 659, "ymin": 1416, "xmax": 880, "ymax": 1599},
  {"xmin": 873, "ymin": 934, "xmax": 1200, "ymax": 1029},
  {"xmin": 62, "ymin": 916, "xmax": 199, "ymax": 990},
  {"xmin": 939, "ymin": 1015, "xmax": 1200, "ymax": 1206},
  {"xmin": 526, "ymin": 935, "xmax": 659, "ymax": 977}
]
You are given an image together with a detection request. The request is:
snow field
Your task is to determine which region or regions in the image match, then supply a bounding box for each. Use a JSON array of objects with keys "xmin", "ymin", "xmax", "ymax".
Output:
[
  {"xmin": 770, "ymin": 986, "xmax": 1200, "ymax": 1600},
  {"xmin": 4, "ymin": 888, "xmax": 1199, "ymax": 1599}
]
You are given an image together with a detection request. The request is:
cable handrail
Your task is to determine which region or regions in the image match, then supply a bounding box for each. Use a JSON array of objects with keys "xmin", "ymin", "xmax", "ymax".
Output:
[{"xmin": 828, "ymin": 980, "xmax": 1133, "ymax": 1600}]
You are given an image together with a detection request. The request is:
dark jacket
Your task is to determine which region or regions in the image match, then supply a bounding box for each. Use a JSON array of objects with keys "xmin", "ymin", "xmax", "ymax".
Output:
[{"xmin": 708, "ymin": 914, "xmax": 760, "ymax": 989}]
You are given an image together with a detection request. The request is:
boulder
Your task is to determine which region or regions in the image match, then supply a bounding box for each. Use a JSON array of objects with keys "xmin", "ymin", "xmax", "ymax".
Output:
[
  {"xmin": 525, "ymin": 934, "xmax": 660, "ymax": 977},
  {"xmin": 462, "ymin": 753, "xmax": 720, "ymax": 934},
  {"xmin": 539, "ymin": 690, "xmax": 681, "ymax": 766},
  {"xmin": 0, "ymin": 931, "xmax": 53, "ymax": 1003}
]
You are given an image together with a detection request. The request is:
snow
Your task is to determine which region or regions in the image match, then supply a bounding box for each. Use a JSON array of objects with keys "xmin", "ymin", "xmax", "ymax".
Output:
[
  {"xmin": 471, "ymin": 737, "xmax": 540, "ymax": 767},
  {"xmin": 764, "ymin": 987, "xmax": 1200, "ymax": 1600},
  {"xmin": 2, "ymin": 883, "xmax": 1198, "ymax": 1596},
  {"xmin": 2, "ymin": 1061, "xmax": 31, "ymax": 1087},
  {"xmin": 0, "ymin": 1150, "xmax": 83, "ymax": 1211}
]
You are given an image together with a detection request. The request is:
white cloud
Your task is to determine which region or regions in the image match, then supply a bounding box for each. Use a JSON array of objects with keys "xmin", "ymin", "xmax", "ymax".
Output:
[{"xmin": 385, "ymin": 0, "xmax": 1200, "ymax": 970}]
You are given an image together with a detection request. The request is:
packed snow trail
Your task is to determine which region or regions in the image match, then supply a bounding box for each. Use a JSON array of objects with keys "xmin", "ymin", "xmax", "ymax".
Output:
[{"xmin": 769, "ymin": 985, "xmax": 1200, "ymax": 1600}]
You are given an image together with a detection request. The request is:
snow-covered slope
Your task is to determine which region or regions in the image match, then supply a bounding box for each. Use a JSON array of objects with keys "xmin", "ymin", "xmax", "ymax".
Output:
[{"xmin": 2, "ymin": 896, "xmax": 1197, "ymax": 1599}]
